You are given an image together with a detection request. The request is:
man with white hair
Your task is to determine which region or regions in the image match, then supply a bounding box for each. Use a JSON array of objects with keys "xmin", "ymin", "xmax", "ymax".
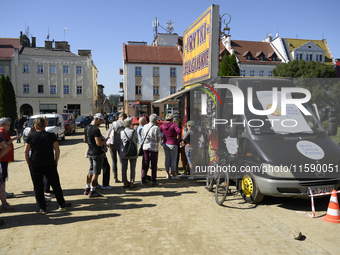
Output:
[
  {"xmin": 141, "ymin": 114, "xmax": 161, "ymax": 186},
  {"xmin": 0, "ymin": 117, "xmax": 19, "ymax": 198}
]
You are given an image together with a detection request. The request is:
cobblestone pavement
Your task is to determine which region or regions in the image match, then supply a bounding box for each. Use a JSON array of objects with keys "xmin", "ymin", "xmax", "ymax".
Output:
[{"xmin": 0, "ymin": 126, "xmax": 339, "ymax": 254}]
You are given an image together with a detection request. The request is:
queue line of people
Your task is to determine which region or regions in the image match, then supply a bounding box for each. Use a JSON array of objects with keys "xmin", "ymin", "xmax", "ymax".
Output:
[{"xmin": 0, "ymin": 112, "xmax": 197, "ymax": 223}]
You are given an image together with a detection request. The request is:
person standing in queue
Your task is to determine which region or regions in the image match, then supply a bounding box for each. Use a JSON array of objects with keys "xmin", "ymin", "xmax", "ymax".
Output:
[
  {"xmin": 141, "ymin": 114, "xmax": 161, "ymax": 186},
  {"xmin": 24, "ymin": 117, "xmax": 71, "ymax": 214},
  {"xmin": 84, "ymin": 113, "xmax": 107, "ymax": 197},
  {"xmin": 106, "ymin": 112, "xmax": 127, "ymax": 183},
  {"xmin": 0, "ymin": 117, "xmax": 19, "ymax": 198}
]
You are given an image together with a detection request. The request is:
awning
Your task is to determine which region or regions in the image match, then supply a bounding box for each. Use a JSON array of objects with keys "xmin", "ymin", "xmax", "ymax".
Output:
[{"xmin": 152, "ymin": 84, "xmax": 201, "ymax": 104}]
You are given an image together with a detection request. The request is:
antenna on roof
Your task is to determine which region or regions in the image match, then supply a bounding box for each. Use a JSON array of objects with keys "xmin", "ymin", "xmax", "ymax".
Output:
[
  {"xmin": 166, "ymin": 19, "xmax": 174, "ymax": 34},
  {"xmin": 25, "ymin": 23, "xmax": 30, "ymax": 37},
  {"xmin": 322, "ymin": 32, "xmax": 324, "ymax": 40},
  {"xmin": 152, "ymin": 17, "xmax": 174, "ymax": 36}
]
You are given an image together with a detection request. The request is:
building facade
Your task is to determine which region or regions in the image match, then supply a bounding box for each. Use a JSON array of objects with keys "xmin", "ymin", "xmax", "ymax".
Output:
[
  {"xmin": 221, "ymin": 35, "xmax": 283, "ymax": 77},
  {"xmin": 122, "ymin": 34, "xmax": 183, "ymax": 117},
  {"xmin": 10, "ymin": 32, "xmax": 98, "ymax": 117}
]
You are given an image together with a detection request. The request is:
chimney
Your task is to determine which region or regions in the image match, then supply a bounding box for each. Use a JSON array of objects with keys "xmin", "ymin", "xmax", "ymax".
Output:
[
  {"xmin": 45, "ymin": 41, "xmax": 53, "ymax": 50},
  {"xmin": 32, "ymin": 37, "xmax": 36, "ymax": 48},
  {"xmin": 78, "ymin": 50, "xmax": 92, "ymax": 56}
]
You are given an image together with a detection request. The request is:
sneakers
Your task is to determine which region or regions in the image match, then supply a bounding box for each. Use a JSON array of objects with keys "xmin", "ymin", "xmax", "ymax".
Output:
[
  {"xmin": 39, "ymin": 208, "xmax": 47, "ymax": 215},
  {"xmin": 171, "ymin": 176, "xmax": 180, "ymax": 180},
  {"xmin": 59, "ymin": 202, "xmax": 72, "ymax": 211},
  {"xmin": 101, "ymin": 185, "xmax": 113, "ymax": 190},
  {"xmin": 2, "ymin": 204, "xmax": 14, "ymax": 210},
  {"xmin": 188, "ymin": 177, "xmax": 194, "ymax": 180},
  {"xmin": 5, "ymin": 192, "xmax": 14, "ymax": 198},
  {"xmin": 84, "ymin": 188, "xmax": 90, "ymax": 195},
  {"xmin": 181, "ymin": 173, "xmax": 187, "ymax": 177},
  {"xmin": 166, "ymin": 174, "xmax": 170, "ymax": 179},
  {"xmin": 89, "ymin": 190, "xmax": 104, "ymax": 198}
]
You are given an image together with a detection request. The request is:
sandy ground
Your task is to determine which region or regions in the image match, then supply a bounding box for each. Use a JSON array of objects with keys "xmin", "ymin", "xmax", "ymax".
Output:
[{"xmin": 0, "ymin": 125, "xmax": 340, "ymax": 255}]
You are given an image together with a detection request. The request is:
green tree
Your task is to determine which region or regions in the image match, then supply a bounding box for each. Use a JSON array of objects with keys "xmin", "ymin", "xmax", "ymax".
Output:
[
  {"xmin": 0, "ymin": 75, "xmax": 18, "ymax": 133},
  {"xmin": 273, "ymin": 60, "xmax": 338, "ymax": 121},
  {"xmin": 108, "ymin": 94, "xmax": 121, "ymax": 112},
  {"xmin": 218, "ymin": 53, "xmax": 240, "ymax": 76}
]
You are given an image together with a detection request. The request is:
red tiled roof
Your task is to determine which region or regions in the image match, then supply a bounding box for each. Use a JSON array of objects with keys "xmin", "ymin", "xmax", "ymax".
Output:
[
  {"xmin": 0, "ymin": 38, "xmax": 21, "ymax": 59},
  {"xmin": 123, "ymin": 43, "xmax": 182, "ymax": 65},
  {"xmin": 229, "ymin": 40, "xmax": 282, "ymax": 65}
]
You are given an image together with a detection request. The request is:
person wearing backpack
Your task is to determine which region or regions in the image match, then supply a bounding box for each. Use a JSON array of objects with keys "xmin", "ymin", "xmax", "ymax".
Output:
[
  {"xmin": 106, "ymin": 112, "xmax": 127, "ymax": 183},
  {"xmin": 120, "ymin": 118, "xmax": 138, "ymax": 188},
  {"xmin": 141, "ymin": 114, "xmax": 162, "ymax": 186}
]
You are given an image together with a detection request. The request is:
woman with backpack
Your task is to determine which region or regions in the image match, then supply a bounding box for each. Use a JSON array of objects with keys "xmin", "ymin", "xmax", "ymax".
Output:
[{"xmin": 120, "ymin": 118, "xmax": 138, "ymax": 188}]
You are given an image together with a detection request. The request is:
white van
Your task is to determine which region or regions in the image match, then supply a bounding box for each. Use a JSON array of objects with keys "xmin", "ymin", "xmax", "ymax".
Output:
[{"xmin": 23, "ymin": 114, "xmax": 66, "ymax": 142}]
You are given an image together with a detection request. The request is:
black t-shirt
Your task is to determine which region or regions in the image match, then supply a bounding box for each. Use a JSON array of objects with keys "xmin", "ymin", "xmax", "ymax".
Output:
[
  {"xmin": 85, "ymin": 125, "xmax": 103, "ymax": 156},
  {"xmin": 27, "ymin": 131, "xmax": 57, "ymax": 162}
]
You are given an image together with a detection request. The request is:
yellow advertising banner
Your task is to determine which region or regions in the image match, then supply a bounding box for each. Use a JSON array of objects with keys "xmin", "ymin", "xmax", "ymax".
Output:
[{"xmin": 183, "ymin": 5, "xmax": 217, "ymax": 86}]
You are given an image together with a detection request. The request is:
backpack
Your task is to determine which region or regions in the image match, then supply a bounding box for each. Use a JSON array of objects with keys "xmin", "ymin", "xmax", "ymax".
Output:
[{"xmin": 122, "ymin": 129, "xmax": 137, "ymax": 157}]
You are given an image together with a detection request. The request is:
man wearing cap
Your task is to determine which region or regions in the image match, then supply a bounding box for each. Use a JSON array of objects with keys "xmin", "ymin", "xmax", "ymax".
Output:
[
  {"xmin": 83, "ymin": 113, "xmax": 107, "ymax": 197},
  {"xmin": 0, "ymin": 117, "xmax": 19, "ymax": 198}
]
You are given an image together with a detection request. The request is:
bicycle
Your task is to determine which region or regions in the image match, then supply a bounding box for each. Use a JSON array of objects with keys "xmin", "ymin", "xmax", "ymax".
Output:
[
  {"xmin": 206, "ymin": 149, "xmax": 230, "ymax": 205},
  {"xmin": 214, "ymin": 150, "xmax": 230, "ymax": 205}
]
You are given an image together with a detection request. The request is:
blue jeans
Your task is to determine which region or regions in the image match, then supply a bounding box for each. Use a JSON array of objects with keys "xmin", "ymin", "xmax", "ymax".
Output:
[{"xmin": 186, "ymin": 152, "xmax": 192, "ymax": 165}]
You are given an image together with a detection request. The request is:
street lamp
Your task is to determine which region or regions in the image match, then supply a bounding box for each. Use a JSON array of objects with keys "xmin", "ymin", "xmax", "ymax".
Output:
[{"xmin": 219, "ymin": 13, "xmax": 231, "ymax": 36}]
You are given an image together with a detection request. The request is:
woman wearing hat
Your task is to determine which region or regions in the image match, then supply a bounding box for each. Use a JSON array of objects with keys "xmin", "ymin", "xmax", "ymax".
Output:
[{"xmin": 159, "ymin": 113, "xmax": 181, "ymax": 179}]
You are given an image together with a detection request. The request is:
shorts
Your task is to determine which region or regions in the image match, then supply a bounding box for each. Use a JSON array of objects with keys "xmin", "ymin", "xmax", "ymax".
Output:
[
  {"xmin": 186, "ymin": 152, "xmax": 192, "ymax": 165},
  {"xmin": 88, "ymin": 154, "xmax": 104, "ymax": 175}
]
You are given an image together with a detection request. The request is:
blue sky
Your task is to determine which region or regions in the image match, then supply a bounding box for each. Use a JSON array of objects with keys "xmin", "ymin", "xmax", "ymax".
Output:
[{"xmin": 2, "ymin": 0, "xmax": 339, "ymax": 96}]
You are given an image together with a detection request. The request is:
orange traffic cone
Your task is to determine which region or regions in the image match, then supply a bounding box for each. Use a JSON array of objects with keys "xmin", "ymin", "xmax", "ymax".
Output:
[{"xmin": 323, "ymin": 190, "xmax": 340, "ymax": 223}]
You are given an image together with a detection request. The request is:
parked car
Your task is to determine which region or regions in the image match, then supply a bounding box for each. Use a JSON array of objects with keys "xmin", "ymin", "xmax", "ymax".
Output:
[
  {"xmin": 60, "ymin": 113, "xmax": 76, "ymax": 135},
  {"xmin": 75, "ymin": 116, "xmax": 93, "ymax": 128},
  {"xmin": 108, "ymin": 113, "xmax": 115, "ymax": 123},
  {"xmin": 23, "ymin": 114, "xmax": 66, "ymax": 142}
]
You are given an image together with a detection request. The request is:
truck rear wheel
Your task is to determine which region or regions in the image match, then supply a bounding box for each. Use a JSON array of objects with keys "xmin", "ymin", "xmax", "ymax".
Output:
[{"xmin": 239, "ymin": 172, "xmax": 264, "ymax": 204}]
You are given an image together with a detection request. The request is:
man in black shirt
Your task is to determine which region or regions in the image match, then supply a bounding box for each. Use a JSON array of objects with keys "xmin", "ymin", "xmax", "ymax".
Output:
[
  {"xmin": 84, "ymin": 113, "xmax": 107, "ymax": 197},
  {"xmin": 14, "ymin": 115, "xmax": 25, "ymax": 143}
]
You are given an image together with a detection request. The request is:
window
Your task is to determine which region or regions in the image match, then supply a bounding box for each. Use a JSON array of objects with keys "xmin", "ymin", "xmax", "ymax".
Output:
[
  {"xmin": 23, "ymin": 65, "xmax": 29, "ymax": 73},
  {"xmin": 296, "ymin": 53, "xmax": 303, "ymax": 60},
  {"xmin": 259, "ymin": 70, "xmax": 264, "ymax": 77},
  {"xmin": 170, "ymin": 86, "xmax": 176, "ymax": 95},
  {"xmin": 50, "ymin": 65, "xmax": 56, "ymax": 74},
  {"xmin": 135, "ymin": 67, "xmax": 141, "ymax": 76},
  {"xmin": 306, "ymin": 54, "xmax": 312, "ymax": 61},
  {"xmin": 272, "ymin": 57, "xmax": 276, "ymax": 61},
  {"xmin": 247, "ymin": 56, "xmax": 251, "ymax": 60},
  {"xmin": 153, "ymin": 86, "xmax": 159, "ymax": 95},
  {"xmin": 260, "ymin": 56, "xmax": 264, "ymax": 61},
  {"xmin": 268, "ymin": 71, "xmax": 272, "ymax": 77},
  {"xmin": 240, "ymin": 70, "xmax": 245, "ymax": 76},
  {"xmin": 153, "ymin": 67, "xmax": 159, "ymax": 77},
  {"xmin": 64, "ymin": 85, "xmax": 69, "ymax": 94},
  {"xmin": 0, "ymin": 65, "xmax": 2, "ymax": 74},
  {"xmin": 63, "ymin": 66, "xmax": 69, "ymax": 74},
  {"xmin": 316, "ymin": 55, "xmax": 323, "ymax": 62},
  {"xmin": 50, "ymin": 85, "xmax": 56, "ymax": 94},
  {"xmin": 135, "ymin": 85, "xmax": 142, "ymax": 94},
  {"xmin": 38, "ymin": 85, "xmax": 44, "ymax": 94},
  {"xmin": 23, "ymin": 85, "xmax": 29, "ymax": 93},
  {"xmin": 38, "ymin": 65, "xmax": 43, "ymax": 73},
  {"xmin": 170, "ymin": 67, "xmax": 176, "ymax": 77},
  {"xmin": 76, "ymin": 66, "xmax": 82, "ymax": 74},
  {"xmin": 250, "ymin": 70, "xmax": 255, "ymax": 77},
  {"xmin": 76, "ymin": 86, "xmax": 82, "ymax": 94}
]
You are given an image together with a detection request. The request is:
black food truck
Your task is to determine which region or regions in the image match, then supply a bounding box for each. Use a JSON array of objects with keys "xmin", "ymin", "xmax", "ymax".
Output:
[{"xmin": 174, "ymin": 77, "xmax": 340, "ymax": 203}]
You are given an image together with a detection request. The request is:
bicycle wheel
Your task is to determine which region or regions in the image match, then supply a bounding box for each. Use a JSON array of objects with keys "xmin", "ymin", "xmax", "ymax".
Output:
[{"xmin": 215, "ymin": 171, "xmax": 229, "ymax": 205}]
